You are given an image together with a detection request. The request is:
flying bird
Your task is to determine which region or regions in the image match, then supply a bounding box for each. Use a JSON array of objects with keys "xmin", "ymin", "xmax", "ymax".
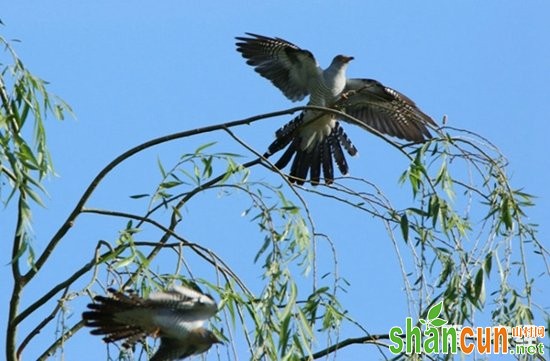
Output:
[
  {"xmin": 235, "ymin": 33, "xmax": 437, "ymax": 185},
  {"xmin": 82, "ymin": 285, "xmax": 221, "ymax": 361}
]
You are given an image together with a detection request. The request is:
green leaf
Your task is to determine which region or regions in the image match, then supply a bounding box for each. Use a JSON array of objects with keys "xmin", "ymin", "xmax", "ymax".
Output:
[
  {"xmin": 474, "ymin": 268, "xmax": 485, "ymax": 306},
  {"xmin": 201, "ymin": 156, "xmax": 213, "ymax": 178},
  {"xmin": 400, "ymin": 212, "xmax": 409, "ymax": 242},
  {"xmin": 194, "ymin": 141, "xmax": 216, "ymax": 154},
  {"xmin": 427, "ymin": 301, "xmax": 443, "ymax": 320},
  {"xmin": 129, "ymin": 193, "xmax": 150, "ymax": 199},
  {"xmin": 500, "ymin": 197, "xmax": 513, "ymax": 230},
  {"xmin": 157, "ymin": 157, "xmax": 167, "ymax": 177},
  {"xmin": 114, "ymin": 253, "xmax": 135, "ymax": 268},
  {"xmin": 484, "ymin": 252, "xmax": 492, "ymax": 276},
  {"xmin": 159, "ymin": 180, "xmax": 182, "ymax": 189},
  {"xmin": 10, "ymin": 240, "xmax": 28, "ymax": 264},
  {"xmin": 437, "ymin": 256, "xmax": 453, "ymax": 287},
  {"xmin": 25, "ymin": 186, "xmax": 45, "ymax": 207},
  {"xmin": 428, "ymin": 195, "xmax": 440, "ymax": 228},
  {"xmin": 407, "ymin": 207, "xmax": 430, "ymax": 217},
  {"xmin": 430, "ymin": 318, "xmax": 447, "ymax": 327},
  {"xmin": 27, "ymin": 242, "xmax": 36, "ymax": 268}
]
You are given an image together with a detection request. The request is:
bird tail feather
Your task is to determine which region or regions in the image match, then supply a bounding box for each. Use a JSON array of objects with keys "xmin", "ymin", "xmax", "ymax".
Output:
[
  {"xmin": 82, "ymin": 289, "xmax": 148, "ymax": 346},
  {"xmin": 267, "ymin": 120, "xmax": 357, "ymax": 185},
  {"xmin": 265, "ymin": 112, "xmax": 305, "ymax": 157}
]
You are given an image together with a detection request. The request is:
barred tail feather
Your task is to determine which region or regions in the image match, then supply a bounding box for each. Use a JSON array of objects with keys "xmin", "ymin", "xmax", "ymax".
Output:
[
  {"xmin": 289, "ymin": 147, "xmax": 310, "ymax": 185},
  {"xmin": 329, "ymin": 135, "xmax": 349, "ymax": 176},
  {"xmin": 266, "ymin": 134, "xmax": 293, "ymax": 158},
  {"xmin": 267, "ymin": 118, "xmax": 358, "ymax": 185},
  {"xmin": 274, "ymin": 137, "xmax": 300, "ymax": 169},
  {"xmin": 266, "ymin": 113, "xmax": 306, "ymax": 156},
  {"xmin": 274, "ymin": 112, "xmax": 306, "ymax": 139},
  {"xmin": 335, "ymin": 122, "xmax": 357, "ymax": 156},
  {"xmin": 321, "ymin": 140, "xmax": 334, "ymax": 184},
  {"xmin": 309, "ymin": 145, "xmax": 322, "ymax": 185},
  {"xmin": 82, "ymin": 289, "xmax": 147, "ymax": 347}
]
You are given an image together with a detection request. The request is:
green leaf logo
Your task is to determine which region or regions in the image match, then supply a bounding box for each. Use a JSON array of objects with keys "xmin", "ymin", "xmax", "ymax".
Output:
[
  {"xmin": 426, "ymin": 301, "xmax": 447, "ymax": 328},
  {"xmin": 430, "ymin": 318, "xmax": 447, "ymax": 327},
  {"xmin": 428, "ymin": 301, "xmax": 443, "ymax": 320}
]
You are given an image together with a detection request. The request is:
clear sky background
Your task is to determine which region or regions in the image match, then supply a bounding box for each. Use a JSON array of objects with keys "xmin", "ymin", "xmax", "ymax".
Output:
[{"xmin": 1, "ymin": 1, "xmax": 549, "ymax": 360}]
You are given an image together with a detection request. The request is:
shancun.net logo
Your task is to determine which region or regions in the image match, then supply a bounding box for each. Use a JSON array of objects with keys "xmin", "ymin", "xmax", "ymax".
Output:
[{"xmin": 389, "ymin": 301, "xmax": 545, "ymax": 356}]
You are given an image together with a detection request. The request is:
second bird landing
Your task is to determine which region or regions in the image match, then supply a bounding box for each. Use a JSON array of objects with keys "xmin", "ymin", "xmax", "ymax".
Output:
[
  {"xmin": 235, "ymin": 33, "xmax": 437, "ymax": 185},
  {"xmin": 82, "ymin": 285, "xmax": 221, "ymax": 361}
]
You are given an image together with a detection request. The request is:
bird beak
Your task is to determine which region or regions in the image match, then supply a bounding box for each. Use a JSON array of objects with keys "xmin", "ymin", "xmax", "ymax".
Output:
[
  {"xmin": 342, "ymin": 56, "xmax": 354, "ymax": 63},
  {"xmin": 212, "ymin": 334, "xmax": 224, "ymax": 344}
]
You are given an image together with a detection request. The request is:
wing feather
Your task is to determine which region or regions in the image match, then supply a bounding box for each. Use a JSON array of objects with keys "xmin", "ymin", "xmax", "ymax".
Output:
[
  {"xmin": 83, "ymin": 285, "xmax": 218, "ymax": 348},
  {"xmin": 236, "ymin": 33, "xmax": 320, "ymax": 101},
  {"xmin": 342, "ymin": 78, "xmax": 437, "ymax": 141},
  {"xmin": 82, "ymin": 289, "xmax": 153, "ymax": 347}
]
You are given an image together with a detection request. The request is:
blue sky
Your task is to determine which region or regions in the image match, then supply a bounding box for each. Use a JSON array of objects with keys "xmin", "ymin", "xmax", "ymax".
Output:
[{"xmin": 2, "ymin": 2, "xmax": 549, "ymax": 360}]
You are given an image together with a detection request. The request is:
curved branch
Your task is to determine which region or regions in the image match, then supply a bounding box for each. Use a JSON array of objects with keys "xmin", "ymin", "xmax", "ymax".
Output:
[
  {"xmin": 26, "ymin": 105, "xmax": 320, "ymax": 285},
  {"xmin": 28, "ymin": 103, "xmax": 419, "ymax": 287},
  {"xmin": 36, "ymin": 321, "xmax": 83, "ymax": 361},
  {"xmin": 6, "ymin": 195, "xmax": 27, "ymax": 361},
  {"xmin": 300, "ymin": 334, "xmax": 391, "ymax": 361},
  {"xmin": 121, "ymin": 157, "xmax": 263, "ymax": 291},
  {"xmin": 16, "ymin": 288, "xmax": 69, "ymax": 359},
  {"xmin": 81, "ymin": 208, "xmax": 251, "ymax": 293},
  {"xmin": 2, "ymin": 71, "xmax": 24, "ymax": 361},
  {"xmin": 13, "ymin": 242, "xmax": 125, "ymax": 327}
]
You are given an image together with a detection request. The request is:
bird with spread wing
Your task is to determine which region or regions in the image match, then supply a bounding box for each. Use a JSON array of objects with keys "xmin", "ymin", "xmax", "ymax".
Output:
[
  {"xmin": 235, "ymin": 33, "xmax": 437, "ymax": 185},
  {"xmin": 82, "ymin": 285, "xmax": 221, "ymax": 361}
]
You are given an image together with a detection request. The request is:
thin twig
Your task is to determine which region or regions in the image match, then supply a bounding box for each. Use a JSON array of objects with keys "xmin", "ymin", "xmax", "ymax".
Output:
[
  {"xmin": 16, "ymin": 288, "xmax": 69, "ymax": 359},
  {"xmin": 122, "ymin": 157, "xmax": 262, "ymax": 289},
  {"xmin": 299, "ymin": 334, "xmax": 391, "ymax": 361},
  {"xmin": 36, "ymin": 321, "xmax": 84, "ymax": 361}
]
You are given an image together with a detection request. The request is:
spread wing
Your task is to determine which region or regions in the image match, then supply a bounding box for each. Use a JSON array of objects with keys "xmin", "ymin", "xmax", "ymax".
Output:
[
  {"xmin": 82, "ymin": 285, "xmax": 218, "ymax": 348},
  {"xmin": 235, "ymin": 32, "xmax": 320, "ymax": 101},
  {"xmin": 82, "ymin": 288, "xmax": 154, "ymax": 347},
  {"xmin": 341, "ymin": 78, "xmax": 437, "ymax": 141}
]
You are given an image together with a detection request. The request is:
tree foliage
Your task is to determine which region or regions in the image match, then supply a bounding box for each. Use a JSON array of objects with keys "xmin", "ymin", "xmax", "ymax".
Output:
[{"xmin": 3, "ymin": 32, "xmax": 548, "ymax": 361}]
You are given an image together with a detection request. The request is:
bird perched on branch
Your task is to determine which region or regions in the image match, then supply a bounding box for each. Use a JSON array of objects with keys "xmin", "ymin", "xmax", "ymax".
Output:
[
  {"xmin": 235, "ymin": 33, "xmax": 437, "ymax": 185},
  {"xmin": 82, "ymin": 285, "xmax": 221, "ymax": 361}
]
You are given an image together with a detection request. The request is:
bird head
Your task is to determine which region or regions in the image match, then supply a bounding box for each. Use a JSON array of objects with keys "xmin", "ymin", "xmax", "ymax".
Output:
[
  {"xmin": 186, "ymin": 328, "xmax": 223, "ymax": 356},
  {"xmin": 333, "ymin": 55, "xmax": 354, "ymax": 65},
  {"xmin": 207, "ymin": 330, "xmax": 223, "ymax": 345},
  {"xmin": 194, "ymin": 328, "xmax": 223, "ymax": 346}
]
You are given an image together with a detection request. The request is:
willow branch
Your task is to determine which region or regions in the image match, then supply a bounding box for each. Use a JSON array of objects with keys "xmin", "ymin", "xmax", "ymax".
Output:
[
  {"xmin": 6, "ymin": 195, "xmax": 27, "ymax": 361},
  {"xmin": 16, "ymin": 288, "xmax": 69, "ymax": 359},
  {"xmin": 26, "ymin": 105, "xmax": 328, "ymax": 285},
  {"xmin": 14, "ymin": 243, "xmax": 120, "ymax": 327},
  {"xmin": 123, "ymin": 157, "xmax": 262, "ymax": 290},
  {"xmin": 36, "ymin": 321, "xmax": 84, "ymax": 361},
  {"xmin": 300, "ymin": 334, "xmax": 391, "ymax": 361}
]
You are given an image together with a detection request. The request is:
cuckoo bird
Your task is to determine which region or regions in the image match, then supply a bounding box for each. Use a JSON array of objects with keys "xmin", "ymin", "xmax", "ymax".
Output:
[
  {"xmin": 236, "ymin": 33, "xmax": 437, "ymax": 185},
  {"xmin": 83, "ymin": 285, "xmax": 221, "ymax": 361}
]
